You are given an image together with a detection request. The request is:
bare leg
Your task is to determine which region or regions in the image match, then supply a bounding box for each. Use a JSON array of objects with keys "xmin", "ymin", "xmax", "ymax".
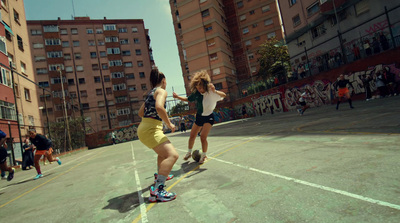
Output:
[
  {"xmin": 152, "ymin": 141, "xmax": 179, "ymax": 177},
  {"xmin": 34, "ymin": 155, "xmax": 42, "ymax": 174},
  {"xmin": 188, "ymin": 124, "xmax": 202, "ymax": 149},
  {"xmin": 199, "ymin": 123, "xmax": 213, "ymax": 153}
]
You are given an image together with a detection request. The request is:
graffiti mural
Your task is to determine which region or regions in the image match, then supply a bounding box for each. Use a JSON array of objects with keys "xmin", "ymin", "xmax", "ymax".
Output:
[{"xmin": 105, "ymin": 124, "xmax": 139, "ymax": 143}]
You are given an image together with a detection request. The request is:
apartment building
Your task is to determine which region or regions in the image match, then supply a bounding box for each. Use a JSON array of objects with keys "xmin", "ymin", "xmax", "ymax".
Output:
[
  {"xmin": 170, "ymin": 0, "xmax": 283, "ymax": 99},
  {"xmin": 1, "ymin": 0, "xmax": 41, "ymax": 151},
  {"xmin": 279, "ymin": 0, "xmax": 400, "ymax": 72},
  {"xmin": 27, "ymin": 17, "xmax": 155, "ymax": 133}
]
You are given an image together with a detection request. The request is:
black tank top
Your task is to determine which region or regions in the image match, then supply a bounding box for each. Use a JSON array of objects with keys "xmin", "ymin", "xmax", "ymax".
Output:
[{"xmin": 143, "ymin": 87, "xmax": 165, "ymax": 121}]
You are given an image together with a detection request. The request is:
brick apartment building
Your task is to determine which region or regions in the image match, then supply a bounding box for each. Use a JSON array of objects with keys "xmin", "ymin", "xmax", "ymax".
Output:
[
  {"xmin": 1, "ymin": 0, "xmax": 41, "ymax": 156},
  {"xmin": 27, "ymin": 17, "xmax": 155, "ymax": 133},
  {"xmin": 170, "ymin": 0, "xmax": 283, "ymax": 100}
]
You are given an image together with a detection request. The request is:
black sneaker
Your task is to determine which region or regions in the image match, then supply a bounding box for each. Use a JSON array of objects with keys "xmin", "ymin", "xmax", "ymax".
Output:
[{"xmin": 7, "ymin": 168, "xmax": 15, "ymax": 181}]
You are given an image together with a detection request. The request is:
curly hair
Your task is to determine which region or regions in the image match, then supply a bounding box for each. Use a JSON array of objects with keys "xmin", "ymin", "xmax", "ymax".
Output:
[{"xmin": 189, "ymin": 70, "xmax": 211, "ymax": 93}]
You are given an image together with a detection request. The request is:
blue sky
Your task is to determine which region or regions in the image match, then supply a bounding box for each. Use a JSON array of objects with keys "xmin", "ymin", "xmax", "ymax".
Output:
[{"xmin": 24, "ymin": 0, "xmax": 186, "ymax": 95}]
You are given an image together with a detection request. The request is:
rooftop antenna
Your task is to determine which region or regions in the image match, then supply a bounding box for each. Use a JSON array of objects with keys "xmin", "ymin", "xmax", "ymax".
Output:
[{"xmin": 72, "ymin": 0, "xmax": 76, "ymax": 19}]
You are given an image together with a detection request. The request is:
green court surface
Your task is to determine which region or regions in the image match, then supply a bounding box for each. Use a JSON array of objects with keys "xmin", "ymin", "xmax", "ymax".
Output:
[{"xmin": 1, "ymin": 97, "xmax": 399, "ymax": 223}]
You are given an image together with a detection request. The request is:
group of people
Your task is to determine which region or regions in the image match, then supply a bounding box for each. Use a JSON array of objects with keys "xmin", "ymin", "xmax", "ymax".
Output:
[
  {"xmin": 137, "ymin": 69, "xmax": 226, "ymax": 202},
  {"xmin": 0, "ymin": 129, "xmax": 62, "ymax": 182}
]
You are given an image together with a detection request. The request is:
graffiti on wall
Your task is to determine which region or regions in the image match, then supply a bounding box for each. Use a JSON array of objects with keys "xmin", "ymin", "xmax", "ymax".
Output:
[{"xmin": 105, "ymin": 124, "xmax": 139, "ymax": 144}]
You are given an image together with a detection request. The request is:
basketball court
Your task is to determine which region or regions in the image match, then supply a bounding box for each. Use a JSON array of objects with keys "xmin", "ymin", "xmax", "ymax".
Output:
[{"xmin": 1, "ymin": 97, "xmax": 399, "ymax": 223}]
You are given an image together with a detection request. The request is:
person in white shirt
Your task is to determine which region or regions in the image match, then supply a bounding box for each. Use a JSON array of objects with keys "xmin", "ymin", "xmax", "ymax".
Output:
[
  {"xmin": 297, "ymin": 89, "xmax": 311, "ymax": 115},
  {"xmin": 173, "ymin": 71, "xmax": 226, "ymax": 164}
]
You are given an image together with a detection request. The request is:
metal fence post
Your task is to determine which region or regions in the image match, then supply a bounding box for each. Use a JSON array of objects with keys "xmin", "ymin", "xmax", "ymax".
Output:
[
  {"xmin": 385, "ymin": 6, "xmax": 396, "ymax": 48},
  {"xmin": 7, "ymin": 122, "xmax": 15, "ymax": 166}
]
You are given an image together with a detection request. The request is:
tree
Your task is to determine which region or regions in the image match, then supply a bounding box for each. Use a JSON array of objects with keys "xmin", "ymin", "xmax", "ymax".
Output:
[
  {"xmin": 257, "ymin": 38, "xmax": 290, "ymax": 81},
  {"xmin": 49, "ymin": 117, "xmax": 86, "ymax": 154},
  {"xmin": 169, "ymin": 101, "xmax": 188, "ymax": 116}
]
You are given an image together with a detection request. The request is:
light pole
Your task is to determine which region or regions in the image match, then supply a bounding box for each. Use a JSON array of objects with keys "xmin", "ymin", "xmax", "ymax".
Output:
[
  {"xmin": 40, "ymin": 88, "xmax": 51, "ymax": 139},
  {"xmin": 57, "ymin": 66, "xmax": 72, "ymax": 151}
]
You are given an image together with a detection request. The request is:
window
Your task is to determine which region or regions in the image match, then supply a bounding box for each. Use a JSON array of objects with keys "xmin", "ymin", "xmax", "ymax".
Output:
[
  {"xmin": 104, "ymin": 75, "xmax": 110, "ymax": 82},
  {"xmin": 237, "ymin": 1, "xmax": 243, "ymax": 8},
  {"xmin": 82, "ymin": 103, "xmax": 89, "ymax": 110},
  {"xmin": 36, "ymin": 68, "xmax": 48, "ymax": 74},
  {"xmin": 242, "ymin": 27, "xmax": 249, "ymax": 34},
  {"xmin": 43, "ymin": 25, "xmax": 59, "ymax": 32},
  {"xmin": 0, "ymin": 37, "xmax": 5, "ymax": 54},
  {"xmin": 113, "ymin": 83, "xmax": 126, "ymax": 91},
  {"xmin": 92, "ymin": 64, "xmax": 99, "ymax": 70},
  {"xmin": 74, "ymin": 53, "xmax": 81, "ymax": 59},
  {"xmin": 109, "ymin": 60, "xmax": 123, "ymax": 67},
  {"xmin": 118, "ymin": 27, "xmax": 127, "ymax": 33},
  {"xmin": 47, "ymin": 51, "xmax": 63, "ymax": 58},
  {"xmin": 17, "ymin": 35, "xmax": 23, "ymax": 50},
  {"xmin": 122, "ymin": 50, "xmax": 131, "ymax": 56},
  {"xmin": 107, "ymin": 47, "xmax": 120, "ymax": 54},
  {"xmin": 128, "ymin": 85, "xmax": 136, "ymax": 91},
  {"xmin": 204, "ymin": 24, "xmax": 213, "ymax": 32},
  {"xmin": 126, "ymin": 73, "xmax": 135, "ymax": 79},
  {"xmin": 209, "ymin": 53, "xmax": 218, "ymax": 61},
  {"xmin": 73, "ymin": 41, "xmax": 80, "ymax": 47},
  {"xmin": 96, "ymin": 28, "xmax": 103, "ymax": 34},
  {"xmin": 38, "ymin": 81, "xmax": 49, "ymax": 88},
  {"xmin": 255, "ymin": 36, "xmax": 260, "ymax": 41},
  {"xmin": 245, "ymin": 40, "xmax": 252, "ymax": 46},
  {"xmin": 76, "ymin": 66, "xmax": 84, "ymax": 71},
  {"xmin": 252, "ymin": 23, "xmax": 258, "ymax": 28},
  {"xmin": 134, "ymin": 38, "xmax": 140, "ymax": 44},
  {"xmin": 60, "ymin": 29, "xmax": 67, "ymax": 34},
  {"xmin": 111, "ymin": 72, "xmax": 124, "ymax": 78},
  {"xmin": 135, "ymin": 49, "xmax": 142, "ymax": 55},
  {"xmin": 120, "ymin": 39, "xmax": 129, "ymax": 44},
  {"xmin": 62, "ymin": 41, "xmax": 69, "ymax": 47},
  {"xmin": 70, "ymin": 91, "xmax": 76, "ymax": 98},
  {"xmin": 249, "ymin": 10, "xmax": 255, "ymax": 15},
  {"xmin": 202, "ymin": 9, "xmax": 210, "ymax": 17},
  {"xmin": 98, "ymin": 40, "xmax": 105, "ymax": 45},
  {"xmin": 214, "ymin": 83, "xmax": 223, "ymax": 90},
  {"xmin": 80, "ymin": 90, "xmax": 88, "ymax": 97},
  {"xmin": 86, "ymin": 29, "xmax": 93, "ymax": 34},
  {"xmin": 105, "ymin": 36, "xmax": 118, "ymax": 42},
  {"xmin": 212, "ymin": 68, "xmax": 220, "ymax": 75},
  {"xmin": 240, "ymin": 15, "xmax": 246, "ymax": 21},
  {"xmin": 307, "ymin": 2, "xmax": 320, "ymax": 17},
  {"xmin": 88, "ymin": 40, "xmax": 95, "ymax": 46},
  {"xmin": 45, "ymin": 39, "xmax": 61, "ymax": 45},
  {"xmin": 103, "ymin": 24, "xmax": 116, "ymax": 31},
  {"xmin": 139, "ymin": 72, "xmax": 145, "ymax": 78},
  {"xmin": 48, "ymin": 64, "xmax": 64, "ymax": 71},
  {"xmin": 311, "ymin": 23, "xmax": 326, "ymax": 39},
  {"xmin": 267, "ymin": 32, "xmax": 276, "ymax": 39},
  {"xmin": 262, "ymin": 5, "xmax": 270, "ymax": 13},
  {"xmin": 106, "ymin": 88, "xmax": 112, "ymax": 94},
  {"xmin": 0, "ymin": 100, "xmax": 17, "ymax": 120},
  {"xmin": 207, "ymin": 38, "xmax": 215, "ymax": 46},
  {"xmin": 100, "ymin": 51, "xmax": 106, "ymax": 57},
  {"xmin": 79, "ymin": 78, "xmax": 85, "ymax": 84},
  {"xmin": 141, "ymin": 84, "xmax": 147, "ymax": 90},
  {"xmin": 35, "ymin": 56, "xmax": 46, "ymax": 62},
  {"xmin": 24, "ymin": 88, "xmax": 31, "ymax": 101},
  {"xmin": 96, "ymin": 89, "xmax": 102, "ymax": 95},
  {"xmin": 117, "ymin": 108, "xmax": 130, "ymax": 116},
  {"xmin": 100, "ymin": 114, "xmax": 106, "ymax": 120},
  {"xmin": 65, "ymin": 66, "xmax": 73, "ymax": 72},
  {"xmin": 124, "ymin": 62, "xmax": 133, "ymax": 67},
  {"xmin": 137, "ymin": 61, "xmax": 144, "ymax": 67},
  {"xmin": 264, "ymin": 19, "xmax": 273, "ymax": 26},
  {"xmin": 0, "ymin": 68, "xmax": 12, "ymax": 87},
  {"xmin": 251, "ymin": 66, "xmax": 257, "ymax": 73},
  {"xmin": 116, "ymin": 96, "xmax": 127, "ymax": 103},
  {"xmin": 71, "ymin": 28, "xmax": 78, "ymax": 34},
  {"xmin": 33, "ymin": 43, "xmax": 44, "ymax": 49},
  {"xmin": 68, "ymin": 79, "xmax": 74, "ymax": 85},
  {"xmin": 94, "ymin": 76, "xmax": 101, "ymax": 83},
  {"xmin": 355, "ymin": 0, "xmax": 369, "ymax": 16},
  {"xmin": 102, "ymin": 63, "xmax": 108, "ymax": 69},
  {"xmin": 293, "ymin": 15, "xmax": 301, "ymax": 27},
  {"xmin": 31, "ymin": 29, "xmax": 42, "ymax": 35},
  {"xmin": 5, "ymin": 30, "xmax": 12, "ymax": 41},
  {"xmin": 20, "ymin": 62, "xmax": 26, "ymax": 74},
  {"xmin": 132, "ymin": 27, "xmax": 138, "ymax": 33},
  {"xmin": 289, "ymin": 0, "xmax": 297, "ymax": 6},
  {"xmin": 248, "ymin": 53, "xmax": 254, "ymax": 60},
  {"xmin": 90, "ymin": 52, "xmax": 97, "ymax": 58},
  {"xmin": 51, "ymin": 77, "xmax": 66, "ymax": 84}
]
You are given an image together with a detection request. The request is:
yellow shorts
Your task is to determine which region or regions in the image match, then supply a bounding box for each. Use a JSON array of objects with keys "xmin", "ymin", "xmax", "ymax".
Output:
[{"xmin": 138, "ymin": 118, "xmax": 169, "ymax": 149}]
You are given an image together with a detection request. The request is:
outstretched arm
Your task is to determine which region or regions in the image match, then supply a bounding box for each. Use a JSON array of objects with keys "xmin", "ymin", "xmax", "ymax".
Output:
[{"xmin": 173, "ymin": 92, "xmax": 189, "ymax": 102}]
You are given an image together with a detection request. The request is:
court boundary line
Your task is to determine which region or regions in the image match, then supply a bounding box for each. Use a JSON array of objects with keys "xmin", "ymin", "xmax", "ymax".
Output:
[{"xmin": 131, "ymin": 143, "xmax": 148, "ymax": 223}]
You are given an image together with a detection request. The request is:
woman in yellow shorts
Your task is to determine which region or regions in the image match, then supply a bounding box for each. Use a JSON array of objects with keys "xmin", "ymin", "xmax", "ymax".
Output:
[{"xmin": 138, "ymin": 69, "xmax": 179, "ymax": 202}]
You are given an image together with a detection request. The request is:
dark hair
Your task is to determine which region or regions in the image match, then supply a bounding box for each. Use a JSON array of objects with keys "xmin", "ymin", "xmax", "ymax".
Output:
[{"xmin": 150, "ymin": 69, "xmax": 165, "ymax": 88}]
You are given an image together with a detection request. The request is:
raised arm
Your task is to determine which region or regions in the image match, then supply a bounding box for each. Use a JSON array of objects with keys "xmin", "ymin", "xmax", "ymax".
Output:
[
  {"xmin": 173, "ymin": 92, "xmax": 189, "ymax": 102},
  {"xmin": 209, "ymin": 83, "xmax": 226, "ymax": 98}
]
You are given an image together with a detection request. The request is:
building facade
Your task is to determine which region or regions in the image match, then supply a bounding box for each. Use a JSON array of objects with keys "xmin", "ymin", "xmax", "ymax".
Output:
[
  {"xmin": 1, "ymin": 0, "xmax": 41, "ymax": 155},
  {"xmin": 170, "ymin": 0, "xmax": 283, "ymax": 100},
  {"xmin": 27, "ymin": 17, "xmax": 154, "ymax": 133},
  {"xmin": 279, "ymin": 0, "xmax": 400, "ymax": 75}
]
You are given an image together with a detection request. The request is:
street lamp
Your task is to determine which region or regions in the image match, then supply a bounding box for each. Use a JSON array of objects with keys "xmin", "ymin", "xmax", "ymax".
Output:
[{"xmin": 57, "ymin": 66, "xmax": 73, "ymax": 151}]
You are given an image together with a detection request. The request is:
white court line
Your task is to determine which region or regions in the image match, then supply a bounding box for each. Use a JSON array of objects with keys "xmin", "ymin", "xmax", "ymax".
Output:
[
  {"xmin": 213, "ymin": 157, "xmax": 400, "ymax": 211},
  {"xmin": 130, "ymin": 143, "xmax": 148, "ymax": 223},
  {"xmin": 0, "ymin": 150, "xmax": 94, "ymax": 192}
]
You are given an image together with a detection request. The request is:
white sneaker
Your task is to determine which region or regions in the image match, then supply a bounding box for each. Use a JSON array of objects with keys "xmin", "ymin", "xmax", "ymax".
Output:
[
  {"xmin": 1, "ymin": 176, "xmax": 7, "ymax": 180},
  {"xmin": 199, "ymin": 154, "xmax": 207, "ymax": 164},
  {"xmin": 183, "ymin": 152, "xmax": 191, "ymax": 160}
]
